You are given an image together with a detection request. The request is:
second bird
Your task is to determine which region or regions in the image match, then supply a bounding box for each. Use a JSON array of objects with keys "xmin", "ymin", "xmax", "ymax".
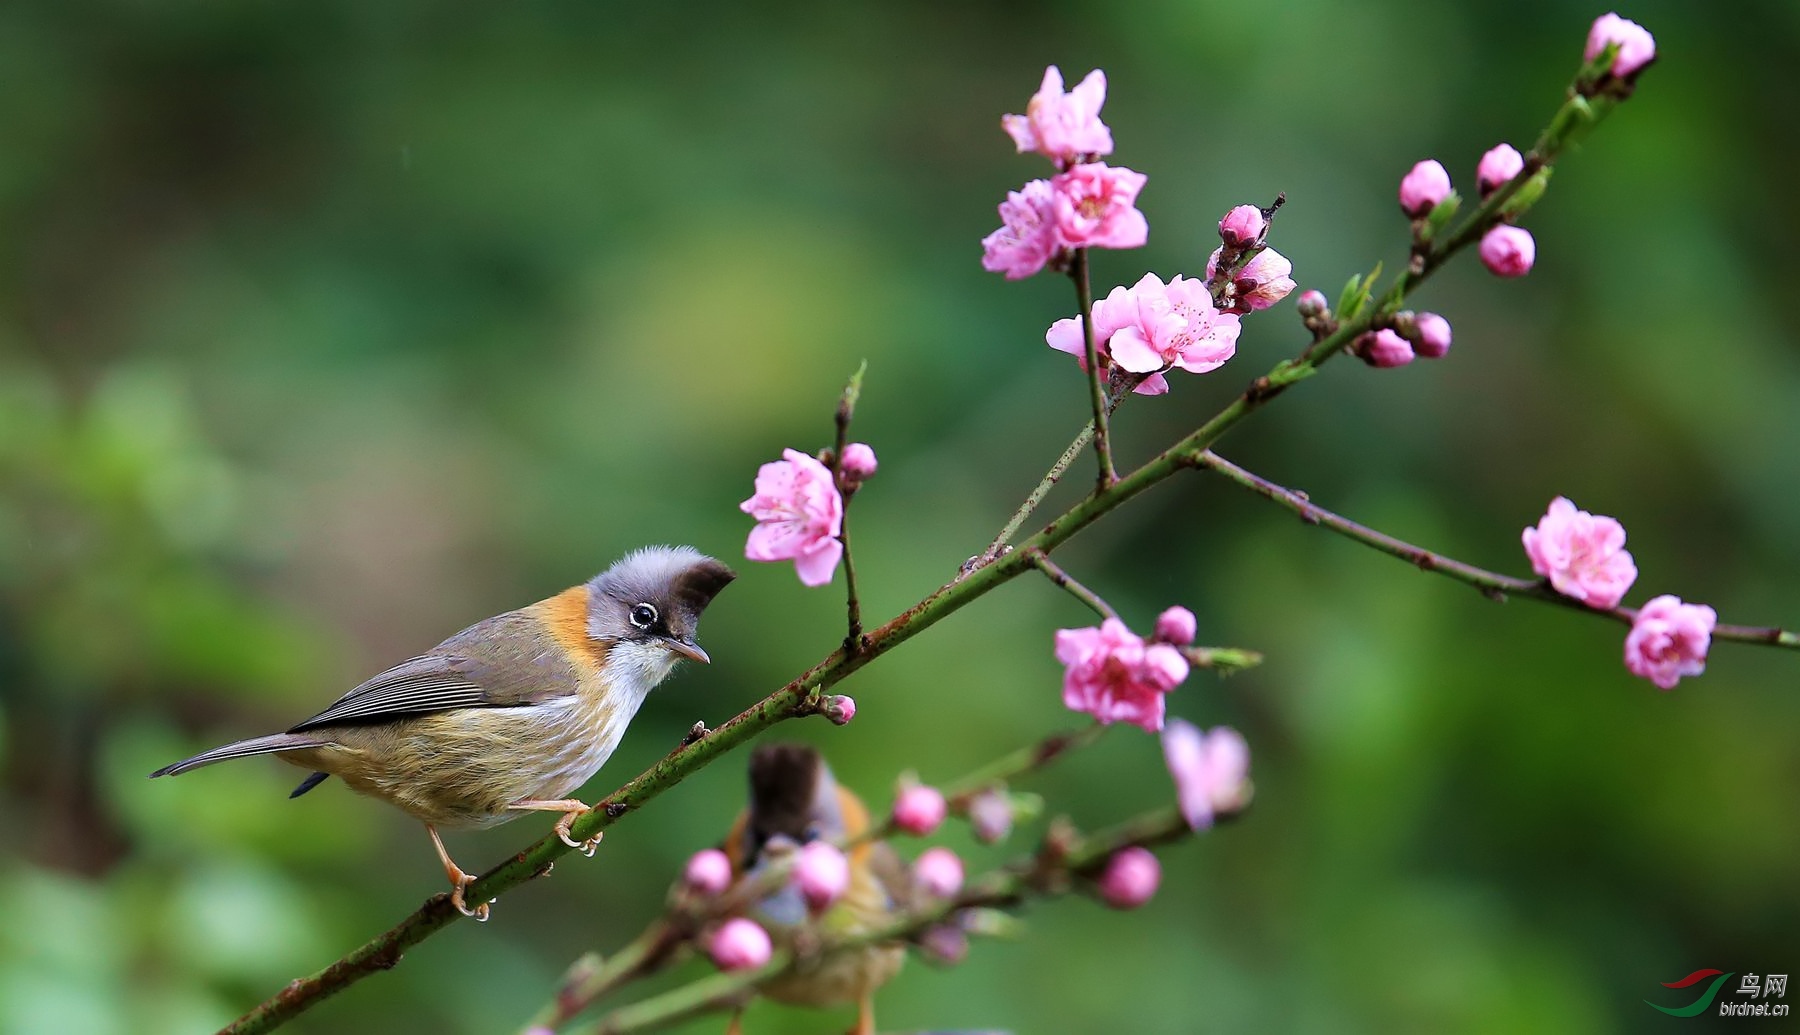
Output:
[{"xmin": 151, "ymin": 545, "xmax": 735, "ymax": 919}]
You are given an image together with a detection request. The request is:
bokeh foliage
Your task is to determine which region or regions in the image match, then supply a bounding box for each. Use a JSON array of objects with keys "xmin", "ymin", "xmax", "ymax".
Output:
[{"xmin": 2, "ymin": 1, "xmax": 1796, "ymax": 1032}]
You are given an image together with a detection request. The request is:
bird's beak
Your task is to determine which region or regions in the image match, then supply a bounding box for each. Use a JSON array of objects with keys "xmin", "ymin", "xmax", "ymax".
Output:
[{"xmin": 662, "ymin": 637, "xmax": 711, "ymax": 665}]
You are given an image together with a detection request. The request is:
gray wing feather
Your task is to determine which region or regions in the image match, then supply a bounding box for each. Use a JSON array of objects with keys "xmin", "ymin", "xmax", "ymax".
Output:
[{"xmin": 290, "ymin": 611, "xmax": 581, "ymax": 731}]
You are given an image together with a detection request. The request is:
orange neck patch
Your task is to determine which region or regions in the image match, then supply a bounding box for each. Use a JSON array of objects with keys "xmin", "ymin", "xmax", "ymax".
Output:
[{"xmin": 538, "ymin": 585, "xmax": 611, "ymax": 674}]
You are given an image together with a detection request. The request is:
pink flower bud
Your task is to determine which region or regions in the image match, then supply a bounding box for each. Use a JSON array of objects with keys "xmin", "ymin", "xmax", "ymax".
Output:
[
  {"xmin": 1097, "ymin": 846, "xmax": 1161, "ymax": 909},
  {"xmin": 794, "ymin": 840, "xmax": 850, "ymax": 912},
  {"xmin": 1585, "ymin": 13, "xmax": 1656, "ymax": 78},
  {"xmin": 840, "ymin": 442, "xmax": 878, "ymax": 480},
  {"xmin": 1295, "ymin": 289, "xmax": 1328, "ymax": 318},
  {"xmin": 1476, "ymin": 143, "xmax": 1524, "ymax": 198},
  {"xmin": 1413, "ymin": 312, "xmax": 1452, "ymax": 359},
  {"xmin": 1217, "ymin": 204, "xmax": 1265, "ymax": 248},
  {"xmin": 822, "ymin": 695, "xmax": 856, "ymax": 726},
  {"xmin": 1624, "ymin": 595, "xmax": 1716, "ymax": 690},
  {"xmin": 1153, "ymin": 605, "xmax": 1197, "ymax": 646},
  {"xmin": 1358, "ymin": 328, "xmax": 1414, "ymax": 369},
  {"xmin": 708, "ymin": 918, "xmax": 772, "ymax": 971},
  {"xmin": 918, "ymin": 922, "xmax": 969, "ymax": 965},
  {"xmin": 1234, "ymin": 248, "xmax": 1295, "ymax": 311},
  {"xmin": 892, "ymin": 784, "xmax": 947, "ymax": 836},
  {"xmin": 1398, "ymin": 160, "xmax": 1452, "ymax": 217},
  {"xmin": 913, "ymin": 847, "xmax": 965, "ymax": 899},
  {"xmin": 966, "ymin": 789, "xmax": 1014, "ymax": 844},
  {"xmin": 683, "ymin": 848, "xmax": 733, "ymax": 896},
  {"xmin": 1479, "ymin": 225, "xmax": 1535, "ymax": 277}
]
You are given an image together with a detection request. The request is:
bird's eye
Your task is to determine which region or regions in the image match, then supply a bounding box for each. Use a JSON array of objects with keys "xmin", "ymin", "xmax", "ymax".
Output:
[
  {"xmin": 629, "ymin": 603, "xmax": 659, "ymax": 630},
  {"xmin": 800, "ymin": 824, "xmax": 823, "ymax": 844}
]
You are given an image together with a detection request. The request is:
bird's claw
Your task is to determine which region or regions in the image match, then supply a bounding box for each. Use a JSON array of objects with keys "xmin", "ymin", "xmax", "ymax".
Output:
[
  {"xmin": 450, "ymin": 876, "xmax": 492, "ymax": 922},
  {"xmin": 555, "ymin": 813, "xmax": 603, "ymax": 857}
]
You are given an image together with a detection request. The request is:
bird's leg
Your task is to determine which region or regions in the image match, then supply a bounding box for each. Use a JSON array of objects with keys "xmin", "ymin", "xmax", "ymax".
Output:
[
  {"xmin": 849, "ymin": 995, "xmax": 875, "ymax": 1035},
  {"xmin": 508, "ymin": 798, "xmax": 602, "ymax": 856},
  {"xmin": 427, "ymin": 825, "xmax": 490, "ymax": 922}
]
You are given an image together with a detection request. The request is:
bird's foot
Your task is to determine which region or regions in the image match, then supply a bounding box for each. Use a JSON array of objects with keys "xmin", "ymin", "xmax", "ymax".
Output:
[
  {"xmin": 449, "ymin": 874, "xmax": 491, "ymax": 922},
  {"xmin": 554, "ymin": 811, "xmax": 602, "ymax": 857}
]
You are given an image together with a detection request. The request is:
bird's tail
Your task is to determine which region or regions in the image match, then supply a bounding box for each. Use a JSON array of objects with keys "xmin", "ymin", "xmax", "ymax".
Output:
[{"xmin": 149, "ymin": 732, "xmax": 329, "ymax": 778}]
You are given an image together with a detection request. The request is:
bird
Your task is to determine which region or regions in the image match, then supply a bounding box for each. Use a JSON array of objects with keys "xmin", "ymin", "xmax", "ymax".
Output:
[
  {"xmin": 151, "ymin": 545, "xmax": 735, "ymax": 920},
  {"xmin": 723, "ymin": 742, "xmax": 914, "ymax": 1035}
]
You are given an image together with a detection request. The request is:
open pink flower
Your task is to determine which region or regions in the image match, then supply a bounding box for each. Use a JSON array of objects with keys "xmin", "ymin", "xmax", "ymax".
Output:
[
  {"xmin": 1161, "ymin": 720, "xmax": 1250, "ymax": 830},
  {"xmin": 741, "ymin": 448, "xmax": 843, "ymax": 586},
  {"xmin": 1002, "ymin": 66, "xmax": 1114, "ymax": 163},
  {"xmin": 1045, "ymin": 277, "xmax": 1167, "ymax": 396},
  {"xmin": 1522, "ymin": 496, "xmax": 1637, "ymax": 609},
  {"xmin": 981, "ymin": 178, "xmax": 1062, "ymax": 280},
  {"xmin": 1110, "ymin": 274, "xmax": 1239, "ymax": 375},
  {"xmin": 1624, "ymin": 595, "xmax": 1716, "ymax": 690},
  {"xmin": 1055, "ymin": 617, "xmax": 1190, "ymax": 732},
  {"xmin": 1049, "ymin": 163, "xmax": 1148, "ymax": 251}
]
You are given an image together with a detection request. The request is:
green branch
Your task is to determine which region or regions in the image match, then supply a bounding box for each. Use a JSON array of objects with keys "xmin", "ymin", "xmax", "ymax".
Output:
[{"xmin": 1196, "ymin": 450, "xmax": 1800, "ymax": 650}]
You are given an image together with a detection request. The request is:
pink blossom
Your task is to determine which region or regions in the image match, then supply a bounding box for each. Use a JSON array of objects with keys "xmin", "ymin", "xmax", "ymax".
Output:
[
  {"xmin": 684, "ymin": 848, "xmax": 733, "ymax": 896},
  {"xmin": 1049, "ymin": 163, "xmax": 1148, "ymax": 250},
  {"xmin": 1108, "ymin": 273, "xmax": 1240, "ymax": 377},
  {"xmin": 1358, "ymin": 328, "xmax": 1414, "ymax": 368},
  {"xmin": 1045, "ymin": 274, "xmax": 1235, "ymax": 397},
  {"xmin": 1477, "ymin": 143, "xmax": 1525, "ymax": 197},
  {"xmin": 1624, "ymin": 595, "xmax": 1717, "ymax": 690},
  {"xmin": 1413, "ymin": 312, "xmax": 1452, "ymax": 359},
  {"xmin": 1055, "ymin": 617, "xmax": 1190, "ymax": 732},
  {"xmin": 891, "ymin": 784, "xmax": 947, "ymax": 836},
  {"xmin": 1521, "ymin": 496, "xmax": 1637, "ymax": 609},
  {"xmin": 741, "ymin": 448, "xmax": 843, "ymax": 586},
  {"xmin": 1154, "ymin": 605, "xmax": 1197, "ymax": 646},
  {"xmin": 823, "ymin": 694, "xmax": 856, "ymax": 726},
  {"xmin": 1399, "ymin": 160, "xmax": 1453, "ymax": 217},
  {"xmin": 1480, "ymin": 225, "xmax": 1536, "ymax": 277},
  {"xmin": 981, "ymin": 179, "xmax": 1062, "ymax": 280},
  {"xmin": 708, "ymin": 918, "xmax": 773, "ymax": 971},
  {"xmin": 1218, "ymin": 204, "xmax": 1265, "ymax": 248},
  {"xmin": 913, "ymin": 847, "xmax": 964, "ymax": 899},
  {"xmin": 1208, "ymin": 246, "xmax": 1295, "ymax": 311},
  {"xmin": 1096, "ymin": 847, "xmax": 1161, "ymax": 909},
  {"xmin": 840, "ymin": 442, "xmax": 878, "ymax": 480},
  {"xmin": 967, "ymin": 789, "xmax": 1014, "ymax": 844},
  {"xmin": 1585, "ymin": 13, "xmax": 1656, "ymax": 77},
  {"xmin": 1002, "ymin": 66, "xmax": 1114, "ymax": 163},
  {"xmin": 1296, "ymin": 289, "xmax": 1328, "ymax": 318},
  {"xmin": 794, "ymin": 841, "xmax": 850, "ymax": 912},
  {"xmin": 1161, "ymin": 719, "xmax": 1250, "ymax": 831}
]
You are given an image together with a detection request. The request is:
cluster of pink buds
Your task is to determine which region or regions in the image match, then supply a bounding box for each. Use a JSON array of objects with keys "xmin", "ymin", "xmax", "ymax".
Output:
[
  {"xmin": 1205, "ymin": 202, "xmax": 1296, "ymax": 316},
  {"xmin": 1352, "ymin": 310, "xmax": 1453, "ymax": 368},
  {"xmin": 981, "ymin": 68, "xmax": 1149, "ymax": 279}
]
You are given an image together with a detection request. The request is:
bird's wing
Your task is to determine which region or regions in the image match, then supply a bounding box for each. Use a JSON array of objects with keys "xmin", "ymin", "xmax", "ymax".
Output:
[
  {"xmin": 290, "ymin": 611, "xmax": 581, "ymax": 731},
  {"xmin": 864, "ymin": 840, "xmax": 916, "ymax": 912}
]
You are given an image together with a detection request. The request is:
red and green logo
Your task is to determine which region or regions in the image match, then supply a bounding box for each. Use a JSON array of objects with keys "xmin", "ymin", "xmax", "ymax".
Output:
[{"xmin": 1646, "ymin": 969, "xmax": 1734, "ymax": 1017}]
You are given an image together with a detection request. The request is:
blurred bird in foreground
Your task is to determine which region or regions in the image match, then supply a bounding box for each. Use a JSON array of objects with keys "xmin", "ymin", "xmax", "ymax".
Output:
[
  {"xmin": 151, "ymin": 546, "xmax": 734, "ymax": 919},
  {"xmin": 723, "ymin": 742, "xmax": 915, "ymax": 1035}
]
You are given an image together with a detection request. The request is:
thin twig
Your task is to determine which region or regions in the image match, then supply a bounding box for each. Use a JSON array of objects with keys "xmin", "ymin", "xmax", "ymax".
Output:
[
  {"xmin": 834, "ymin": 364, "xmax": 868, "ymax": 652},
  {"xmin": 1070, "ymin": 248, "xmax": 1116, "ymax": 488},
  {"xmin": 982, "ymin": 376, "xmax": 1138, "ymax": 564},
  {"xmin": 1194, "ymin": 450, "xmax": 1800, "ymax": 649},
  {"xmin": 1024, "ymin": 548, "xmax": 1118, "ymax": 621}
]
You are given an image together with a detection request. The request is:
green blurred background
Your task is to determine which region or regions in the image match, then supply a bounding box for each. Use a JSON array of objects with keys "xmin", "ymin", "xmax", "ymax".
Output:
[{"xmin": 3, "ymin": 1, "xmax": 1796, "ymax": 1032}]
